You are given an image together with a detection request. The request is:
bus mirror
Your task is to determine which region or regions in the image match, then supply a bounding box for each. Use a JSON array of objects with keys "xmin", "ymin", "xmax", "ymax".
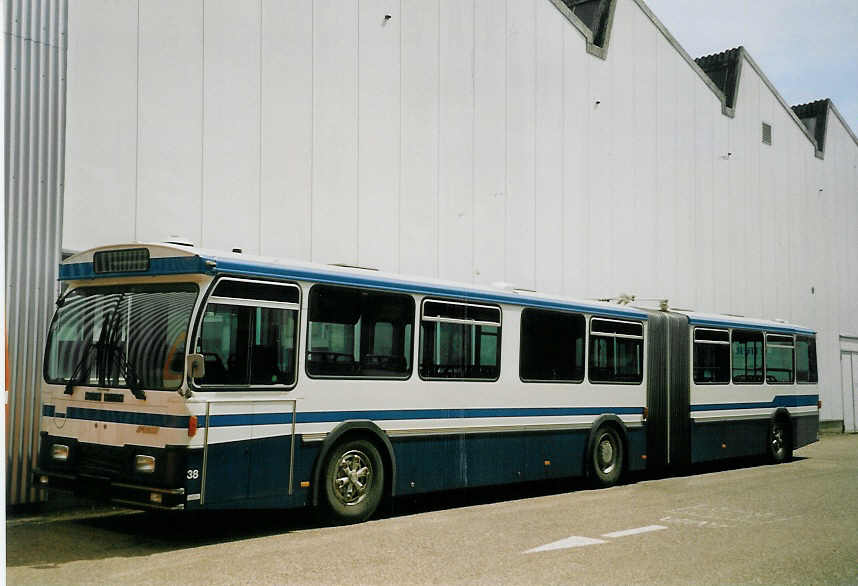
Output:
[{"xmin": 187, "ymin": 354, "xmax": 206, "ymax": 380}]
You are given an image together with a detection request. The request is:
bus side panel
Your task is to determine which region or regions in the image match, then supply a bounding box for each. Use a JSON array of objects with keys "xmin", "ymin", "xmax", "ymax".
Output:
[
  {"xmin": 627, "ymin": 427, "xmax": 647, "ymax": 472},
  {"xmin": 793, "ymin": 412, "xmax": 819, "ymax": 449},
  {"xmin": 204, "ymin": 440, "xmax": 251, "ymax": 504},
  {"xmin": 689, "ymin": 419, "xmax": 769, "ymax": 463},
  {"xmin": 393, "ymin": 435, "xmax": 467, "ymax": 494}
]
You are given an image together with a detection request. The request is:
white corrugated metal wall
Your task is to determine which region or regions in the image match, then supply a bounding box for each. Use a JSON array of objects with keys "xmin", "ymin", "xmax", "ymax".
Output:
[
  {"xmin": 59, "ymin": 0, "xmax": 858, "ymax": 424},
  {"xmin": 4, "ymin": 0, "xmax": 68, "ymax": 505}
]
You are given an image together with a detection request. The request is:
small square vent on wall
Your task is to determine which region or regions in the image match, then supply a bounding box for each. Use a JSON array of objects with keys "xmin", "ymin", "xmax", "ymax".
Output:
[{"xmin": 762, "ymin": 122, "xmax": 772, "ymax": 145}]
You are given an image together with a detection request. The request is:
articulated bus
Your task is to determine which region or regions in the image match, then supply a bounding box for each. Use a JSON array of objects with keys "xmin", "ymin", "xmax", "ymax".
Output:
[{"xmin": 35, "ymin": 243, "xmax": 820, "ymax": 522}]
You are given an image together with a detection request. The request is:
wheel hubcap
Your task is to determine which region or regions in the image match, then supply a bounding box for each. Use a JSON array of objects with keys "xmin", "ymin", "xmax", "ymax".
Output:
[
  {"xmin": 597, "ymin": 435, "xmax": 616, "ymax": 474},
  {"xmin": 771, "ymin": 426, "xmax": 784, "ymax": 456},
  {"xmin": 333, "ymin": 450, "xmax": 372, "ymax": 506}
]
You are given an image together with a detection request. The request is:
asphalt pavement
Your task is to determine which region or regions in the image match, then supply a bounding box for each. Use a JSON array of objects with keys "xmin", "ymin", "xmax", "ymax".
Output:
[{"xmin": 6, "ymin": 434, "xmax": 858, "ymax": 585}]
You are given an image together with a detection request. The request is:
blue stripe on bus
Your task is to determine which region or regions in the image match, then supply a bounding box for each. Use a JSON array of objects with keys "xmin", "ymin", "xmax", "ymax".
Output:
[
  {"xmin": 691, "ymin": 394, "xmax": 818, "ymax": 411},
  {"xmin": 687, "ymin": 316, "xmax": 814, "ymax": 335},
  {"xmin": 59, "ymin": 256, "xmax": 209, "ymax": 281},
  {"xmin": 43, "ymin": 397, "xmax": 816, "ymax": 429}
]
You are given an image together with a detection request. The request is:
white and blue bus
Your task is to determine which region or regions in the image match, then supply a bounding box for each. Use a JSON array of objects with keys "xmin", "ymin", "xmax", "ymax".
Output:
[{"xmin": 35, "ymin": 243, "xmax": 819, "ymax": 522}]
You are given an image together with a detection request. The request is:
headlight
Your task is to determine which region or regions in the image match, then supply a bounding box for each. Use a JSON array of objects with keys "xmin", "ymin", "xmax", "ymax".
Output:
[
  {"xmin": 51, "ymin": 444, "xmax": 69, "ymax": 462},
  {"xmin": 135, "ymin": 455, "xmax": 156, "ymax": 474}
]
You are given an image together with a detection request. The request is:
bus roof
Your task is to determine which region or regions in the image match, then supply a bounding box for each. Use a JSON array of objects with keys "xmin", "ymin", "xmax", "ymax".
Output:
[{"xmin": 60, "ymin": 243, "xmax": 648, "ymax": 320}]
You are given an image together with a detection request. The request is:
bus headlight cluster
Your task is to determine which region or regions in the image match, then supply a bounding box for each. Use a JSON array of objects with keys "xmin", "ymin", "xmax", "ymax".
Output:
[
  {"xmin": 51, "ymin": 444, "xmax": 69, "ymax": 462},
  {"xmin": 135, "ymin": 455, "xmax": 156, "ymax": 474}
]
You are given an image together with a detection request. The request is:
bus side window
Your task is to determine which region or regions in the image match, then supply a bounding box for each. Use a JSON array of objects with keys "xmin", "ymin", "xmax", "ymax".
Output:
[
  {"xmin": 693, "ymin": 328, "xmax": 730, "ymax": 384},
  {"xmin": 196, "ymin": 279, "xmax": 300, "ymax": 388},
  {"xmin": 419, "ymin": 300, "xmax": 501, "ymax": 380},
  {"xmin": 731, "ymin": 330, "xmax": 764, "ymax": 384},
  {"xmin": 306, "ymin": 284, "xmax": 414, "ymax": 378},
  {"xmin": 520, "ymin": 309, "xmax": 585, "ymax": 382},
  {"xmin": 588, "ymin": 318, "xmax": 643, "ymax": 384},
  {"xmin": 765, "ymin": 334, "xmax": 795, "ymax": 384},
  {"xmin": 795, "ymin": 335, "xmax": 818, "ymax": 383}
]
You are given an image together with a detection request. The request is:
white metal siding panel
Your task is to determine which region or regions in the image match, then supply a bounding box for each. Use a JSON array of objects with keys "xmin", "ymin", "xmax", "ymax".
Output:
[
  {"xmin": 137, "ymin": 0, "xmax": 203, "ymax": 245},
  {"xmin": 63, "ymin": 0, "xmax": 136, "ymax": 250},
  {"xmin": 534, "ymin": 0, "xmax": 563, "ymax": 295},
  {"xmin": 399, "ymin": 0, "xmax": 438, "ymax": 276},
  {"xmin": 437, "ymin": 0, "xmax": 474, "ymax": 283},
  {"xmin": 312, "ymin": 0, "xmax": 358, "ymax": 265},
  {"xmin": 357, "ymin": 0, "xmax": 401, "ymax": 272},
  {"xmin": 606, "ymin": 0, "xmax": 638, "ymax": 298},
  {"xmin": 505, "ymin": 0, "xmax": 535, "ymax": 288},
  {"xmin": 654, "ymin": 34, "xmax": 677, "ymax": 300},
  {"xmin": 5, "ymin": 0, "xmax": 67, "ymax": 505},
  {"xmin": 629, "ymin": 6, "xmax": 657, "ymax": 299},
  {"xmin": 203, "ymin": 0, "xmax": 261, "ymax": 253},
  {"xmin": 473, "ymin": 0, "xmax": 507, "ymax": 287},
  {"xmin": 560, "ymin": 24, "xmax": 589, "ymax": 298},
  {"xmin": 260, "ymin": 0, "xmax": 312, "ymax": 260}
]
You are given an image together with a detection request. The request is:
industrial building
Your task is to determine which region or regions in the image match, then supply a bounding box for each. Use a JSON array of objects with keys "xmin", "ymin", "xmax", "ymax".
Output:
[{"xmin": 5, "ymin": 0, "xmax": 857, "ymax": 506}]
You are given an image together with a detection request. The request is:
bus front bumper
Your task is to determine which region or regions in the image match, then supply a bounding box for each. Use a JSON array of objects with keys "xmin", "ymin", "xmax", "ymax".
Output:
[{"xmin": 33, "ymin": 468, "xmax": 186, "ymax": 511}]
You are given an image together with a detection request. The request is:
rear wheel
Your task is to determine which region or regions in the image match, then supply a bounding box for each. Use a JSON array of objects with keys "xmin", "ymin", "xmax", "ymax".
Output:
[
  {"xmin": 590, "ymin": 426, "xmax": 624, "ymax": 487},
  {"xmin": 769, "ymin": 420, "xmax": 792, "ymax": 463},
  {"xmin": 323, "ymin": 439, "xmax": 384, "ymax": 524}
]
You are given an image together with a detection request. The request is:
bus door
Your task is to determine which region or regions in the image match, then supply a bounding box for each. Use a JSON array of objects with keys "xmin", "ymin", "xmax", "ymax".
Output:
[{"xmin": 194, "ymin": 278, "xmax": 301, "ymax": 505}]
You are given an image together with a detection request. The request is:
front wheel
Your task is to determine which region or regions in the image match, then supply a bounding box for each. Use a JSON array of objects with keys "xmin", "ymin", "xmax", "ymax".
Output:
[
  {"xmin": 323, "ymin": 439, "xmax": 384, "ymax": 524},
  {"xmin": 768, "ymin": 420, "xmax": 792, "ymax": 463},
  {"xmin": 589, "ymin": 426, "xmax": 624, "ymax": 487}
]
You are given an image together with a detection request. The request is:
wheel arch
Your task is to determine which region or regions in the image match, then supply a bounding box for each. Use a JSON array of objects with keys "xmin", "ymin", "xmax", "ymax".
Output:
[{"xmin": 311, "ymin": 420, "xmax": 397, "ymax": 506}]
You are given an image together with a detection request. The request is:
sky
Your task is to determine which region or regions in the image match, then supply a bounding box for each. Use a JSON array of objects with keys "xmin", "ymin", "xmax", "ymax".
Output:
[{"xmin": 644, "ymin": 0, "xmax": 858, "ymax": 135}]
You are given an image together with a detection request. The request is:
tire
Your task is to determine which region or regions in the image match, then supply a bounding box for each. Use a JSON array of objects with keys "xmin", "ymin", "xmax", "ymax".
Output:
[
  {"xmin": 589, "ymin": 426, "xmax": 624, "ymax": 487},
  {"xmin": 768, "ymin": 419, "xmax": 793, "ymax": 463},
  {"xmin": 322, "ymin": 439, "xmax": 384, "ymax": 524}
]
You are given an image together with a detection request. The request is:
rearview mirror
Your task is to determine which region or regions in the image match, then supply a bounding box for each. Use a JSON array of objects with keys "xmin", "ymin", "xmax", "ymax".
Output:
[{"xmin": 186, "ymin": 353, "xmax": 206, "ymax": 380}]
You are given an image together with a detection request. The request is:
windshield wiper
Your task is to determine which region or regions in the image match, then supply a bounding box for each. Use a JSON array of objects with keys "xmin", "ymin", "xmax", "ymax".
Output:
[
  {"xmin": 63, "ymin": 341, "xmax": 145, "ymax": 399},
  {"xmin": 64, "ymin": 341, "xmax": 95, "ymax": 395}
]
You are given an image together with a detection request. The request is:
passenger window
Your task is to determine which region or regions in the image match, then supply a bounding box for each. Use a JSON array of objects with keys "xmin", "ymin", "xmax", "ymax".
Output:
[
  {"xmin": 306, "ymin": 285, "xmax": 414, "ymax": 378},
  {"xmin": 520, "ymin": 309, "xmax": 585, "ymax": 382},
  {"xmin": 693, "ymin": 328, "xmax": 730, "ymax": 384},
  {"xmin": 588, "ymin": 318, "xmax": 643, "ymax": 384},
  {"xmin": 196, "ymin": 279, "xmax": 299, "ymax": 387},
  {"xmin": 766, "ymin": 334, "xmax": 794, "ymax": 384},
  {"xmin": 795, "ymin": 335, "xmax": 818, "ymax": 383},
  {"xmin": 731, "ymin": 330, "xmax": 764, "ymax": 384},
  {"xmin": 419, "ymin": 300, "xmax": 501, "ymax": 380}
]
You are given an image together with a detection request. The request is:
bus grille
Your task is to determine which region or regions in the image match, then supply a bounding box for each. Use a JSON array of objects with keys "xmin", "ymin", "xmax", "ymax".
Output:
[{"xmin": 77, "ymin": 443, "xmax": 126, "ymax": 477}]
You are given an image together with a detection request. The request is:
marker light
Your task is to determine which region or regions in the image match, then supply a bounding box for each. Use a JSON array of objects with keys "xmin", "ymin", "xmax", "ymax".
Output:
[
  {"xmin": 150, "ymin": 492, "xmax": 163, "ymax": 504},
  {"xmin": 188, "ymin": 415, "xmax": 198, "ymax": 438},
  {"xmin": 135, "ymin": 455, "xmax": 156, "ymax": 474},
  {"xmin": 642, "ymin": 407, "xmax": 648, "ymax": 421},
  {"xmin": 51, "ymin": 444, "xmax": 69, "ymax": 462},
  {"xmin": 818, "ymin": 400, "xmax": 822, "ymax": 409}
]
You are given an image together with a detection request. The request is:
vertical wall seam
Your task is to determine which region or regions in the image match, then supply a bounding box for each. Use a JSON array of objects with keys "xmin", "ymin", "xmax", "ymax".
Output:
[
  {"xmin": 309, "ymin": 0, "xmax": 314, "ymax": 260},
  {"xmin": 503, "ymin": 0, "xmax": 508, "ymax": 282},
  {"xmin": 355, "ymin": 1, "xmax": 360, "ymax": 264},
  {"xmin": 434, "ymin": 0, "xmax": 440, "ymax": 278},
  {"xmin": 398, "ymin": 0, "xmax": 403, "ymax": 273},
  {"xmin": 257, "ymin": 0, "xmax": 263, "ymax": 253},
  {"xmin": 470, "ymin": 0, "xmax": 475, "ymax": 283},
  {"xmin": 133, "ymin": 0, "xmax": 141, "ymax": 241},
  {"xmin": 199, "ymin": 0, "xmax": 206, "ymax": 246}
]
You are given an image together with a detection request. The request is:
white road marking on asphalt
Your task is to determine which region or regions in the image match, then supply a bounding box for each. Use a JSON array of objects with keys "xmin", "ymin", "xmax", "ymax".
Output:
[
  {"xmin": 524, "ymin": 536, "xmax": 607, "ymax": 553},
  {"xmin": 601, "ymin": 525, "xmax": 668, "ymax": 538}
]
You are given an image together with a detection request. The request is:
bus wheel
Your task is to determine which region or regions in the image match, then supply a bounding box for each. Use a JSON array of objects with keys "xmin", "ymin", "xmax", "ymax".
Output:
[
  {"xmin": 769, "ymin": 420, "xmax": 792, "ymax": 463},
  {"xmin": 590, "ymin": 426, "xmax": 623, "ymax": 487},
  {"xmin": 323, "ymin": 439, "xmax": 384, "ymax": 524}
]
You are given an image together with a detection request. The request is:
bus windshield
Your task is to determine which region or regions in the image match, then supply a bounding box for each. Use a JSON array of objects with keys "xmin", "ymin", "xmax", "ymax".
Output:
[{"xmin": 45, "ymin": 283, "xmax": 198, "ymax": 392}]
